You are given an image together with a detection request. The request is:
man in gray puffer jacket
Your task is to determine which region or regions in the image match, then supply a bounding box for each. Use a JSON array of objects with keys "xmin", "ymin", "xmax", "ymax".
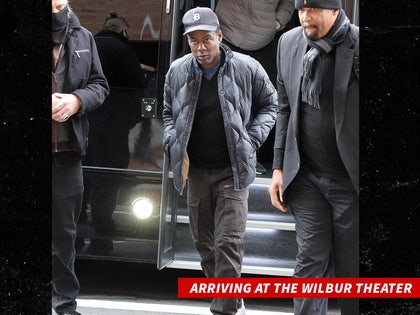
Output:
[
  {"xmin": 163, "ymin": 7, "xmax": 277, "ymax": 315},
  {"xmin": 216, "ymin": 0, "xmax": 295, "ymax": 51},
  {"xmin": 216, "ymin": 0, "xmax": 296, "ymax": 85}
]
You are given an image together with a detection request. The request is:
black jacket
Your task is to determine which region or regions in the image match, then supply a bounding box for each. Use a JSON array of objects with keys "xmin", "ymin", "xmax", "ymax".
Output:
[
  {"xmin": 94, "ymin": 30, "xmax": 145, "ymax": 88},
  {"xmin": 89, "ymin": 30, "xmax": 146, "ymax": 130},
  {"xmin": 61, "ymin": 12, "xmax": 109, "ymax": 155}
]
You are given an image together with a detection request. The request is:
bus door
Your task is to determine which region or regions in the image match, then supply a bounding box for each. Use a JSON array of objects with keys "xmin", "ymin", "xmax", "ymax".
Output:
[
  {"xmin": 72, "ymin": 0, "xmax": 178, "ymax": 263},
  {"xmin": 157, "ymin": 0, "xmax": 185, "ymax": 269}
]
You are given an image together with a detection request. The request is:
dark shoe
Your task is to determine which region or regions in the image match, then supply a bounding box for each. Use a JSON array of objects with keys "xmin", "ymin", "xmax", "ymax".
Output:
[{"xmin": 61, "ymin": 311, "xmax": 81, "ymax": 315}]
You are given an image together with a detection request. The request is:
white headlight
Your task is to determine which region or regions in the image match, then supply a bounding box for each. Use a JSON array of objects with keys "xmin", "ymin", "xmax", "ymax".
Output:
[{"xmin": 132, "ymin": 197, "xmax": 154, "ymax": 220}]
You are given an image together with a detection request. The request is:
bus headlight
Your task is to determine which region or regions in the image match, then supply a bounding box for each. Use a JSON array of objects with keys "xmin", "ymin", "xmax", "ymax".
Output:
[{"xmin": 132, "ymin": 197, "xmax": 154, "ymax": 220}]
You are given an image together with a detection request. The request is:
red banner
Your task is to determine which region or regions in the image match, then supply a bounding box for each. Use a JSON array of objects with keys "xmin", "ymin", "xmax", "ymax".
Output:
[{"xmin": 178, "ymin": 278, "xmax": 420, "ymax": 298}]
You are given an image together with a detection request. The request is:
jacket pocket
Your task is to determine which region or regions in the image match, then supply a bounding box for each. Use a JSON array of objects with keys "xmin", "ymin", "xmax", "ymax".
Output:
[
  {"xmin": 72, "ymin": 47, "xmax": 91, "ymax": 80},
  {"xmin": 242, "ymin": 131, "xmax": 257, "ymax": 152}
]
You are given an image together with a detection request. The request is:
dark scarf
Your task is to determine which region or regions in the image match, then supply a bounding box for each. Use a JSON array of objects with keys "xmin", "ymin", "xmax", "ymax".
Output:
[
  {"xmin": 301, "ymin": 9, "xmax": 350, "ymax": 108},
  {"xmin": 52, "ymin": 6, "xmax": 70, "ymax": 45}
]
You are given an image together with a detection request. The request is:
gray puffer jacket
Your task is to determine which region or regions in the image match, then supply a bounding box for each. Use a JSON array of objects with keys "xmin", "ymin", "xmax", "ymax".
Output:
[
  {"xmin": 216, "ymin": 0, "xmax": 295, "ymax": 51},
  {"xmin": 163, "ymin": 43, "xmax": 278, "ymax": 194}
]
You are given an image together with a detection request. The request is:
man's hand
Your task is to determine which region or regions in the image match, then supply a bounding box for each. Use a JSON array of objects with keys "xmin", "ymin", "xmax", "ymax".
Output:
[
  {"xmin": 52, "ymin": 92, "xmax": 82, "ymax": 122},
  {"xmin": 269, "ymin": 168, "xmax": 287, "ymax": 212}
]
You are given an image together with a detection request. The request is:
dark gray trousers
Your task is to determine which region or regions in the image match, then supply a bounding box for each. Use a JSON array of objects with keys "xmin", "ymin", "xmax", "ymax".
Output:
[
  {"xmin": 187, "ymin": 166, "xmax": 248, "ymax": 315},
  {"xmin": 286, "ymin": 169, "xmax": 359, "ymax": 315},
  {"xmin": 52, "ymin": 152, "xmax": 83, "ymax": 314}
]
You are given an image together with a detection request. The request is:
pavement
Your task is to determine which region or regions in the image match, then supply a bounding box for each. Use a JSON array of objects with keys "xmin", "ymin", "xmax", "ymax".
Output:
[{"xmin": 75, "ymin": 296, "xmax": 294, "ymax": 315}]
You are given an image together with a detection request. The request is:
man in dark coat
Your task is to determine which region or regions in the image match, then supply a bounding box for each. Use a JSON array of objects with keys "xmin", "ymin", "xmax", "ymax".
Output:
[
  {"xmin": 52, "ymin": 1, "xmax": 109, "ymax": 314},
  {"xmin": 269, "ymin": 1, "xmax": 359, "ymax": 314},
  {"xmin": 81, "ymin": 12, "xmax": 147, "ymax": 246}
]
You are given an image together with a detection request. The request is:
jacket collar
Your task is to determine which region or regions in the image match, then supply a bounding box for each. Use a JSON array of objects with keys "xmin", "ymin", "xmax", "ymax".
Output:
[
  {"xmin": 68, "ymin": 11, "xmax": 81, "ymax": 31},
  {"xmin": 220, "ymin": 42, "xmax": 234, "ymax": 61},
  {"xmin": 95, "ymin": 29, "xmax": 129, "ymax": 43}
]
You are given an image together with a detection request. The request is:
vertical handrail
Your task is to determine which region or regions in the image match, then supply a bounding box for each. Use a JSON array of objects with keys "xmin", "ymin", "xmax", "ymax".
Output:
[{"xmin": 166, "ymin": 0, "xmax": 171, "ymax": 14}]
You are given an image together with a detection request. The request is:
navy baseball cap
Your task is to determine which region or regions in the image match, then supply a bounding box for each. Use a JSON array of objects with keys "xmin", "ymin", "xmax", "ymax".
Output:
[
  {"xmin": 295, "ymin": 0, "xmax": 342, "ymax": 9},
  {"xmin": 182, "ymin": 7, "xmax": 220, "ymax": 35}
]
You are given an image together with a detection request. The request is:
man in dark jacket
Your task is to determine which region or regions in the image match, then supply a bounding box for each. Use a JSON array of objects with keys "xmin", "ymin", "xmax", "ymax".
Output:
[
  {"xmin": 80, "ymin": 12, "xmax": 147, "ymax": 246},
  {"xmin": 52, "ymin": 1, "xmax": 109, "ymax": 314},
  {"xmin": 163, "ymin": 7, "xmax": 277, "ymax": 315},
  {"xmin": 269, "ymin": 1, "xmax": 359, "ymax": 314},
  {"xmin": 94, "ymin": 12, "xmax": 147, "ymax": 91}
]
